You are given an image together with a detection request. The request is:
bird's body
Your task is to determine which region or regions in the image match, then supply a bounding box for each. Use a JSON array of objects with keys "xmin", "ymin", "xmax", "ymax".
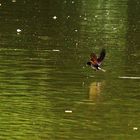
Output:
[{"xmin": 87, "ymin": 49, "xmax": 106, "ymax": 72}]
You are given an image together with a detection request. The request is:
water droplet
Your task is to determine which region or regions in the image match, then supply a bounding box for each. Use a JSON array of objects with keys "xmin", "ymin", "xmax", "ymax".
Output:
[
  {"xmin": 84, "ymin": 17, "xmax": 87, "ymax": 20},
  {"xmin": 17, "ymin": 29, "xmax": 22, "ymax": 33},
  {"xmin": 72, "ymin": 1, "xmax": 75, "ymax": 4},
  {"xmin": 106, "ymin": 12, "xmax": 109, "ymax": 16},
  {"xmin": 65, "ymin": 110, "xmax": 72, "ymax": 113},
  {"xmin": 113, "ymin": 27, "xmax": 117, "ymax": 30},
  {"xmin": 133, "ymin": 127, "xmax": 138, "ymax": 130},
  {"xmin": 52, "ymin": 49, "xmax": 60, "ymax": 52},
  {"xmin": 67, "ymin": 15, "xmax": 70, "ymax": 19},
  {"xmin": 53, "ymin": 16, "xmax": 57, "ymax": 20},
  {"xmin": 76, "ymin": 42, "xmax": 78, "ymax": 46},
  {"xmin": 82, "ymin": 82, "xmax": 85, "ymax": 86},
  {"xmin": 12, "ymin": 0, "xmax": 16, "ymax": 2}
]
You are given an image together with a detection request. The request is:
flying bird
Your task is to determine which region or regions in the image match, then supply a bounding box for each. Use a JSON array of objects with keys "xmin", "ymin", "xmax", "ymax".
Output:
[{"xmin": 87, "ymin": 49, "xmax": 106, "ymax": 72}]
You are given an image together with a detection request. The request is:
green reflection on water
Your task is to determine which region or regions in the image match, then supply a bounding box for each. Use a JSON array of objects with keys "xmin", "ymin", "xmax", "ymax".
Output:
[{"xmin": 0, "ymin": 0, "xmax": 140, "ymax": 139}]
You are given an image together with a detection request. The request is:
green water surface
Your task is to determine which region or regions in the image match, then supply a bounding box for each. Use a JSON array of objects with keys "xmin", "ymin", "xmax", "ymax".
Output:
[{"xmin": 0, "ymin": 0, "xmax": 139, "ymax": 139}]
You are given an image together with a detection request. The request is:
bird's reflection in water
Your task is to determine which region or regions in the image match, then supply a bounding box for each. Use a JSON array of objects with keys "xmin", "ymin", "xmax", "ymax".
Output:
[{"xmin": 89, "ymin": 81, "xmax": 105, "ymax": 102}]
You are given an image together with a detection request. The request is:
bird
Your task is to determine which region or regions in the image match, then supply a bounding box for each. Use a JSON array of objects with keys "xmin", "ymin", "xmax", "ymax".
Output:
[{"xmin": 87, "ymin": 49, "xmax": 106, "ymax": 72}]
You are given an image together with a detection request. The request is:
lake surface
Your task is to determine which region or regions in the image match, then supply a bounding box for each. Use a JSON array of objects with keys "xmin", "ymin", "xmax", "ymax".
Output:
[{"xmin": 0, "ymin": 0, "xmax": 140, "ymax": 139}]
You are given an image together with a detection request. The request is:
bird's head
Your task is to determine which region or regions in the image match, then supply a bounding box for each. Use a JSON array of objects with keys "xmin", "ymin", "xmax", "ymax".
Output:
[{"xmin": 87, "ymin": 62, "xmax": 91, "ymax": 66}]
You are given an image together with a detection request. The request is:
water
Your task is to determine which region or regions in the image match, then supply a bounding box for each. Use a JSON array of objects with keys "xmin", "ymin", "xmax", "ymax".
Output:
[{"xmin": 0, "ymin": 0, "xmax": 140, "ymax": 139}]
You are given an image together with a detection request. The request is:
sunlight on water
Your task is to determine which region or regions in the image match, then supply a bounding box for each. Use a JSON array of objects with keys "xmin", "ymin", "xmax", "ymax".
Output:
[
  {"xmin": 0, "ymin": 0, "xmax": 140, "ymax": 139},
  {"xmin": 119, "ymin": 76, "xmax": 140, "ymax": 79}
]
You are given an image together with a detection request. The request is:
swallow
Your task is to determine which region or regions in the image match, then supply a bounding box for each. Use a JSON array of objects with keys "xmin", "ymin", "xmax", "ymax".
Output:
[{"xmin": 87, "ymin": 49, "xmax": 106, "ymax": 72}]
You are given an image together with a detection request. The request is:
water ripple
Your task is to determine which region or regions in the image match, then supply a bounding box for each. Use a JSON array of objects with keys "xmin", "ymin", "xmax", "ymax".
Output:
[{"xmin": 119, "ymin": 76, "xmax": 140, "ymax": 80}]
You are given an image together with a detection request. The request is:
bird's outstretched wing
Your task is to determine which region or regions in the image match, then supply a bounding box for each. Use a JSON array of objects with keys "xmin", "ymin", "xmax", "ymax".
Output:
[
  {"xmin": 97, "ymin": 49, "xmax": 106, "ymax": 63},
  {"xmin": 90, "ymin": 53, "xmax": 97, "ymax": 62}
]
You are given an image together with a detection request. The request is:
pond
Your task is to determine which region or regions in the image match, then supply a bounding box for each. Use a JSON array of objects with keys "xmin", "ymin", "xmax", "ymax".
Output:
[{"xmin": 0, "ymin": 0, "xmax": 139, "ymax": 139}]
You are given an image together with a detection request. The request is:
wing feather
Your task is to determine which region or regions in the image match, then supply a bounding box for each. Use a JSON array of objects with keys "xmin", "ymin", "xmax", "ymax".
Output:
[
  {"xmin": 90, "ymin": 53, "xmax": 97, "ymax": 61},
  {"xmin": 97, "ymin": 49, "xmax": 106, "ymax": 63}
]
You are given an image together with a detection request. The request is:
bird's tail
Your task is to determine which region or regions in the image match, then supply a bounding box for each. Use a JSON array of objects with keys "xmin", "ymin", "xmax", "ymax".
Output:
[{"xmin": 98, "ymin": 67, "xmax": 106, "ymax": 72}]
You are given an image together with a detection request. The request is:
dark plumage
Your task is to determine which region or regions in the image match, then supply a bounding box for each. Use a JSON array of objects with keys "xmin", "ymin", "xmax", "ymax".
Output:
[
  {"xmin": 87, "ymin": 49, "xmax": 106, "ymax": 72},
  {"xmin": 97, "ymin": 49, "xmax": 106, "ymax": 63}
]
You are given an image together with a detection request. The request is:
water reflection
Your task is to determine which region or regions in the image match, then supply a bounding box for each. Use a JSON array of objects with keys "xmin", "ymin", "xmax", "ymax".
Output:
[
  {"xmin": 124, "ymin": 0, "xmax": 140, "ymax": 76},
  {"xmin": 0, "ymin": 0, "xmax": 140, "ymax": 139},
  {"xmin": 89, "ymin": 81, "xmax": 105, "ymax": 102}
]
